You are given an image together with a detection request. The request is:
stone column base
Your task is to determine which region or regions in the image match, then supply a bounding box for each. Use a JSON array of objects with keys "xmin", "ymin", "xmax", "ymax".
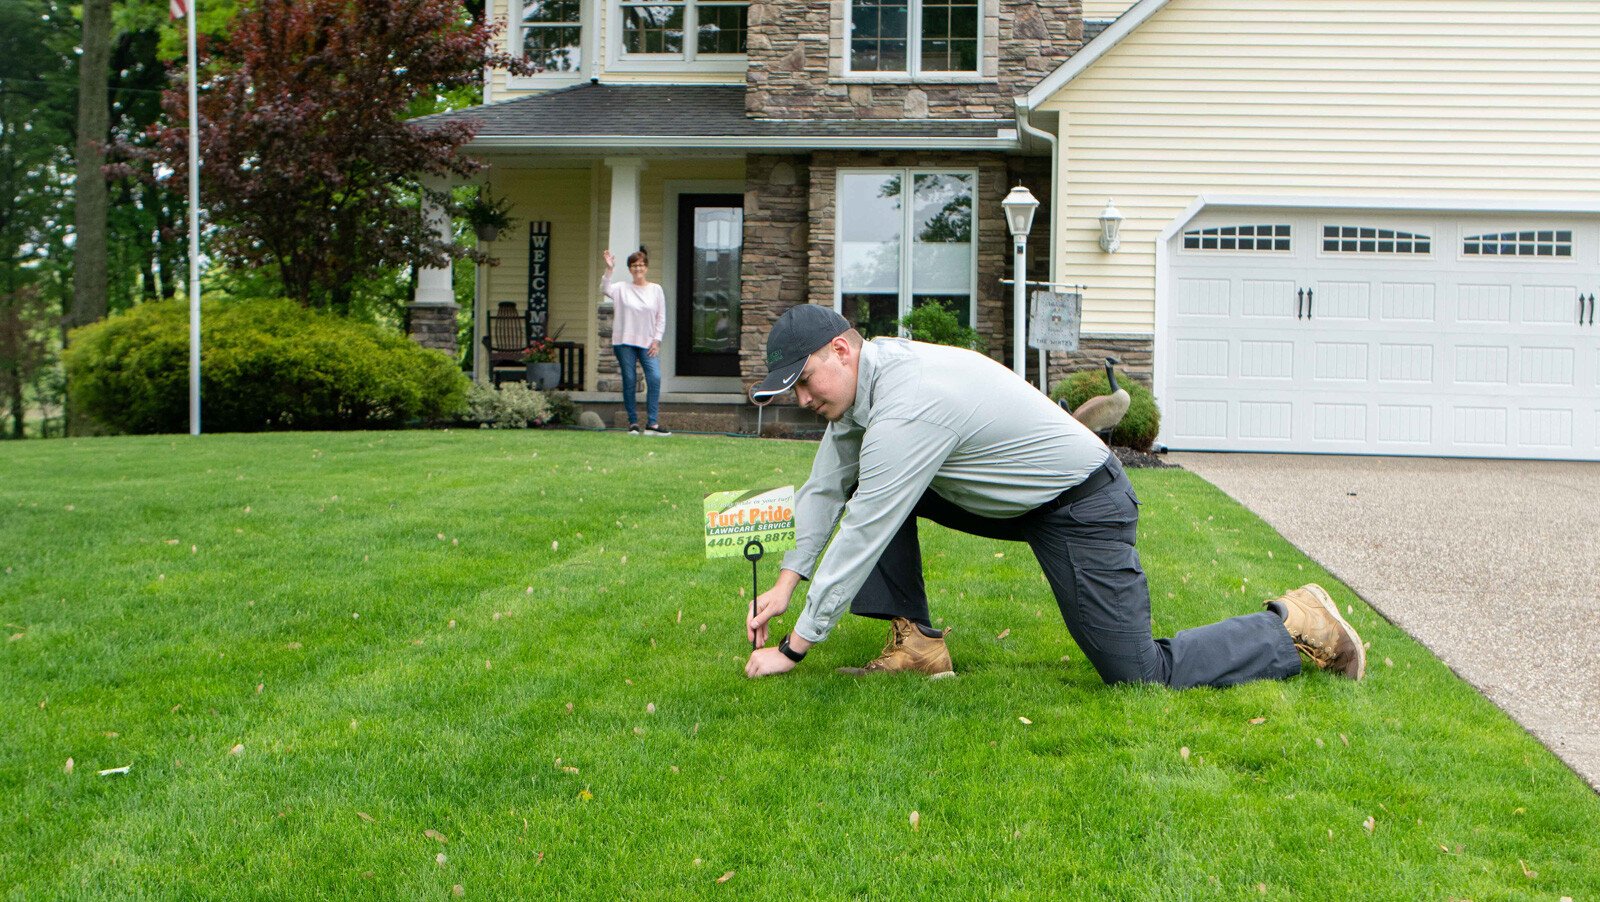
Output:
[{"xmin": 408, "ymin": 304, "xmax": 460, "ymax": 357}]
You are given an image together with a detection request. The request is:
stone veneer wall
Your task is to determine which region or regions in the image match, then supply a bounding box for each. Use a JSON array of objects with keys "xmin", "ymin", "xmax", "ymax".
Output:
[
  {"xmin": 407, "ymin": 304, "xmax": 459, "ymax": 358},
  {"xmin": 740, "ymin": 154, "xmax": 813, "ymax": 391},
  {"xmin": 745, "ymin": 0, "xmax": 1082, "ymax": 119}
]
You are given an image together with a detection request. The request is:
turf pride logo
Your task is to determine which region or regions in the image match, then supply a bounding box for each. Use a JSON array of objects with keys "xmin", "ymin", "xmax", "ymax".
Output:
[{"xmin": 702, "ymin": 485, "xmax": 797, "ymax": 559}]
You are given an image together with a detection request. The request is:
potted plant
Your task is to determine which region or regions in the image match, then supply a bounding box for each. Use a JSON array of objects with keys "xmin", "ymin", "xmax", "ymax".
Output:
[
  {"xmin": 522, "ymin": 335, "xmax": 562, "ymax": 390},
  {"xmin": 464, "ymin": 188, "xmax": 514, "ymax": 242}
]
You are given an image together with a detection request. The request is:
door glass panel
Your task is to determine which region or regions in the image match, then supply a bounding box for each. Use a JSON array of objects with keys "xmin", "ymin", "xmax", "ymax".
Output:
[
  {"xmin": 690, "ymin": 206, "xmax": 742, "ymax": 355},
  {"xmin": 910, "ymin": 173, "xmax": 973, "ymax": 318}
]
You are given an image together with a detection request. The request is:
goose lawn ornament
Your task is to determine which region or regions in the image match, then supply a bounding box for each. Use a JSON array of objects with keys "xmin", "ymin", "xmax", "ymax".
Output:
[{"xmin": 1061, "ymin": 357, "xmax": 1131, "ymax": 444}]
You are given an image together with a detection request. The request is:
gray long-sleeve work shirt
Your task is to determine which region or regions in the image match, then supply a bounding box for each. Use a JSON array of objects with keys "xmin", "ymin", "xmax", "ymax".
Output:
[{"xmin": 785, "ymin": 338, "xmax": 1110, "ymax": 643}]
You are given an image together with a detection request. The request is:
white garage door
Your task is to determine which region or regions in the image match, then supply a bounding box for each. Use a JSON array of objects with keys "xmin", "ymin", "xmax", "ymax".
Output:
[{"xmin": 1161, "ymin": 210, "xmax": 1600, "ymax": 460}]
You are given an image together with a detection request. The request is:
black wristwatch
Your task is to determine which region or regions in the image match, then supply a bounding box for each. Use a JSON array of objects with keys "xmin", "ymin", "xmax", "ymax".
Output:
[{"xmin": 778, "ymin": 633, "xmax": 807, "ymax": 663}]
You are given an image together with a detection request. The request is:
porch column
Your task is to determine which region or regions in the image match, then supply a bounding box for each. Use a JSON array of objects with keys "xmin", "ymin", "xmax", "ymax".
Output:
[
  {"xmin": 409, "ymin": 174, "xmax": 459, "ymax": 356},
  {"xmin": 604, "ymin": 157, "xmax": 645, "ymax": 290}
]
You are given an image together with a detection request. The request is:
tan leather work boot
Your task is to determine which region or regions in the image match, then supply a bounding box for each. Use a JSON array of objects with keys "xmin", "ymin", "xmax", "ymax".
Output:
[
  {"xmin": 1268, "ymin": 584, "xmax": 1366, "ymax": 680},
  {"xmin": 836, "ymin": 617, "xmax": 955, "ymax": 678}
]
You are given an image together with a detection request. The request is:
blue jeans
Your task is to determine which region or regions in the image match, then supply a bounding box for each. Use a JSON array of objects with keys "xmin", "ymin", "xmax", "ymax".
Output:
[{"xmin": 613, "ymin": 344, "xmax": 661, "ymax": 426}]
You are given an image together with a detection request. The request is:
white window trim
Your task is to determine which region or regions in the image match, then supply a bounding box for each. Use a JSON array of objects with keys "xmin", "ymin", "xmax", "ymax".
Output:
[
  {"xmin": 843, "ymin": 0, "xmax": 983, "ymax": 79},
  {"xmin": 505, "ymin": 0, "xmax": 596, "ymax": 87},
  {"xmin": 833, "ymin": 167, "xmax": 980, "ymax": 332},
  {"xmin": 606, "ymin": 0, "xmax": 747, "ymax": 73}
]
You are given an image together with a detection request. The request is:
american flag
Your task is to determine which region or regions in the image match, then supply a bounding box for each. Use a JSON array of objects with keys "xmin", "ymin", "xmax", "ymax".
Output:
[{"xmin": 170, "ymin": 0, "xmax": 186, "ymax": 20}]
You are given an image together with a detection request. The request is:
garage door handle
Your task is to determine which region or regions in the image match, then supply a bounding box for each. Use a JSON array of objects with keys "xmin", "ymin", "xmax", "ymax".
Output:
[
  {"xmin": 1296, "ymin": 288, "xmax": 1304, "ymax": 319},
  {"xmin": 1305, "ymin": 288, "xmax": 1314, "ymax": 319}
]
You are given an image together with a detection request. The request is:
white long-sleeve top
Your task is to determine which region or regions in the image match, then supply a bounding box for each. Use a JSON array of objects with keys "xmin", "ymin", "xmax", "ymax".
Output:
[
  {"xmin": 602, "ymin": 274, "xmax": 666, "ymax": 348},
  {"xmin": 785, "ymin": 338, "xmax": 1110, "ymax": 644}
]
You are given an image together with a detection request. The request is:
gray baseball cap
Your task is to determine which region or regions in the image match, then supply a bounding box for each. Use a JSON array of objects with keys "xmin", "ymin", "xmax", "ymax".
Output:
[{"xmin": 750, "ymin": 305, "xmax": 851, "ymax": 405}]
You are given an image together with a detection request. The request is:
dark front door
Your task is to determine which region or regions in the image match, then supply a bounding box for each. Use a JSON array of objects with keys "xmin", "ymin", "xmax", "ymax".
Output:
[{"xmin": 676, "ymin": 194, "xmax": 743, "ymax": 377}]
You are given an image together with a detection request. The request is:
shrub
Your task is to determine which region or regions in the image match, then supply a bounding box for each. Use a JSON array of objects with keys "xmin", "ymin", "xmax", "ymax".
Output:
[
  {"xmin": 64, "ymin": 299, "xmax": 469, "ymax": 434},
  {"xmin": 1050, "ymin": 366, "xmax": 1161, "ymax": 452},
  {"xmin": 465, "ymin": 380, "xmax": 551, "ymax": 428},
  {"xmin": 543, "ymin": 391, "xmax": 579, "ymax": 427},
  {"xmin": 898, "ymin": 302, "xmax": 986, "ymax": 352}
]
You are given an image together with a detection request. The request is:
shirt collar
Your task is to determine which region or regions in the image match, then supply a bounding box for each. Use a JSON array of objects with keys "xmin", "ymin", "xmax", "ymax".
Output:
[{"xmin": 842, "ymin": 339, "xmax": 878, "ymax": 427}]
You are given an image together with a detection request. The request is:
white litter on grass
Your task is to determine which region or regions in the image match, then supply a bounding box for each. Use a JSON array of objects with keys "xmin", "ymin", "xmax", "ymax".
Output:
[{"xmin": 98, "ymin": 764, "xmax": 131, "ymax": 776}]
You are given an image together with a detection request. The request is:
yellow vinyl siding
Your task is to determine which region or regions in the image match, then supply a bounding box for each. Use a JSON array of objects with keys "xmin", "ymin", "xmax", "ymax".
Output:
[
  {"xmin": 1083, "ymin": 0, "xmax": 1136, "ymax": 19},
  {"xmin": 1038, "ymin": 0, "xmax": 1600, "ymax": 333},
  {"xmin": 484, "ymin": 165, "xmax": 595, "ymax": 349}
]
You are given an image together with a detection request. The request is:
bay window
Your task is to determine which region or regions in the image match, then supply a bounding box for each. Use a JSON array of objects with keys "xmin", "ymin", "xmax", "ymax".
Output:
[{"xmin": 837, "ymin": 170, "xmax": 976, "ymax": 337}]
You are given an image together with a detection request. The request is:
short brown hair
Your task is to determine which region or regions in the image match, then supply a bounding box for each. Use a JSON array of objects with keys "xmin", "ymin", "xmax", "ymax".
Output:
[{"xmin": 626, "ymin": 250, "xmax": 649, "ymax": 268}]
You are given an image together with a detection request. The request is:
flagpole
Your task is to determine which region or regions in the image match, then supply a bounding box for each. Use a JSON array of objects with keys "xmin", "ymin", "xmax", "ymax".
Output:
[{"xmin": 184, "ymin": 0, "xmax": 201, "ymax": 436}]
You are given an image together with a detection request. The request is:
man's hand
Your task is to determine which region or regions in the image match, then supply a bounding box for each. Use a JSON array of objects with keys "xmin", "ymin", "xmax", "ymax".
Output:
[
  {"xmin": 747, "ymin": 579, "xmax": 796, "ymax": 647},
  {"xmin": 745, "ymin": 646, "xmax": 796, "ymax": 678}
]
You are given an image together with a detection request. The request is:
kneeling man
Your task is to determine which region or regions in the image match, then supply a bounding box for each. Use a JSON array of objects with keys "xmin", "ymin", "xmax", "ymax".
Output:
[{"xmin": 743, "ymin": 305, "xmax": 1365, "ymax": 686}]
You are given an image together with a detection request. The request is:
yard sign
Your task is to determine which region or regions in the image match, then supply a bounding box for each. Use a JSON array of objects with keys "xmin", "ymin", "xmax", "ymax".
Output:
[{"xmin": 703, "ymin": 486, "xmax": 797, "ymax": 559}]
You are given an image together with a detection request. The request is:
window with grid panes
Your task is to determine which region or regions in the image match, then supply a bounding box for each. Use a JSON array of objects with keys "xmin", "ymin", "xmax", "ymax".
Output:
[
  {"xmin": 1462, "ymin": 229, "xmax": 1572, "ymax": 258},
  {"xmin": 850, "ymin": 0, "xmax": 978, "ymax": 74},
  {"xmin": 1322, "ymin": 225, "xmax": 1431, "ymax": 255},
  {"xmin": 622, "ymin": 0, "xmax": 746, "ymax": 56},
  {"xmin": 1181, "ymin": 224, "xmax": 1291, "ymax": 252},
  {"xmin": 521, "ymin": 0, "xmax": 583, "ymax": 71}
]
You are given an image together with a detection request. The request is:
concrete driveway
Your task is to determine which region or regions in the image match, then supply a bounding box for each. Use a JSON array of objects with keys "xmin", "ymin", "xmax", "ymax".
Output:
[{"xmin": 1173, "ymin": 452, "xmax": 1600, "ymax": 792}]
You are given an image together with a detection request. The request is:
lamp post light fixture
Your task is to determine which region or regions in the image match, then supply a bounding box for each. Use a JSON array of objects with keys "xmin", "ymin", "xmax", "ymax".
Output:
[
  {"xmin": 1001, "ymin": 185, "xmax": 1040, "ymax": 379},
  {"xmin": 1098, "ymin": 198, "xmax": 1124, "ymax": 253}
]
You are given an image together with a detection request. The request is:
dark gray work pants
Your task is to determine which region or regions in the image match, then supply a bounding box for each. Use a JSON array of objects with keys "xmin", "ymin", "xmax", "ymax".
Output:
[{"xmin": 849, "ymin": 459, "xmax": 1302, "ymax": 688}]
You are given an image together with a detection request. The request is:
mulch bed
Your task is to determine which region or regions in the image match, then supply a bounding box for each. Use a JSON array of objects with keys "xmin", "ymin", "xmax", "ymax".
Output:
[{"xmin": 1113, "ymin": 446, "xmax": 1178, "ymax": 469}]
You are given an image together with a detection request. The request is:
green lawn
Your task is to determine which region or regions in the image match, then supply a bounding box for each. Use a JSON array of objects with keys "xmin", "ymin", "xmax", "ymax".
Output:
[{"xmin": 2, "ymin": 430, "xmax": 1596, "ymax": 900}]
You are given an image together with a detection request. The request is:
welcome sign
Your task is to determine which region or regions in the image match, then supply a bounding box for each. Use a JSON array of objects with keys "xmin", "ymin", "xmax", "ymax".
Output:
[
  {"xmin": 526, "ymin": 221, "xmax": 551, "ymax": 341},
  {"xmin": 703, "ymin": 485, "xmax": 797, "ymax": 559}
]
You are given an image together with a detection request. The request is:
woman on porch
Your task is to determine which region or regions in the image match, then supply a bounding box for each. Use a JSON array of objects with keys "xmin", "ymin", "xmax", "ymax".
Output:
[{"xmin": 601, "ymin": 248, "xmax": 670, "ymax": 436}]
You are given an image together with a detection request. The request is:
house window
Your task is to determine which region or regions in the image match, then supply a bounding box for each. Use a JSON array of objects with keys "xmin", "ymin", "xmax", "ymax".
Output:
[
  {"xmin": 1182, "ymin": 224, "xmax": 1291, "ymax": 252},
  {"xmin": 837, "ymin": 170, "xmax": 976, "ymax": 337},
  {"xmin": 521, "ymin": 0, "xmax": 583, "ymax": 71},
  {"xmin": 1322, "ymin": 225, "xmax": 1431, "ymax": 255},
  {"xmin": 1463, "ymin": 229, "xmax": 1572, "ymax": 258},
  {"xmin": 622, "ymin": 0, "xmax": 747, "ymax": 56},
  {"xmin": 849, "ymin": 0, "xmax": 978, "ymax": 74}
]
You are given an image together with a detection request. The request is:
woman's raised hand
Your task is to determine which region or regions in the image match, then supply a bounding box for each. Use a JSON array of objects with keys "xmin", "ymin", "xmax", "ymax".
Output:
[{"xmin": 602, "ymin": 249, "xmax": 615, "ymax": 270}]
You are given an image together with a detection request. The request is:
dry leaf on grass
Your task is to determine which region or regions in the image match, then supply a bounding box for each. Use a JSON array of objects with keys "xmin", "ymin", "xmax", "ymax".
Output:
[
  {"xmin": 435, "ymin": 852, "xmax": 447, "ymax": 867},
  {"xmin": 64, "ymin": 757, "xmax": 74, "ymax": 774},
  {"xmin": 357, "ymin": 812, "xmax": 374, "ymax": 823},
  {"xmin": 647, "ymin": 703, "xmax": 657, "ymax": 714},
  {"xmin": 1180, "ymin": 747, "xmax": 1190, "ymax": 762},
  {"xmin": 995, "ymin": 628, "xmax": 1010, "ymax": 640},
  {"xmin": 909, "ymin": 810, "xmax": 920, "ymax": 831},
  {"xmin": 1017, "ymin": 716, "xmax": 1032, "ymax": 725},
  {"xmin": 425, "ymin": 829, "xmax": 448, "ymax": 844},
  {"xmin": 562, "ymin": 766, "xmax": 579, "ymax": 774},
  {"xmin": 716, "ymin": 871, "xmax": 735, "ymax": 884},
  {"xmin": 1519, "ymin": 859, "xmax": 1537, "ymax": 879},
  {"xmin": 229, "ymin": 744, "xmax": 244, "ymax": 756},
  {"xmin": 1249, "ymin": 717, "xmax": 1266, "ymax": 725},
  {"xmin": 1339, "ymin": 733, "xmax": 1350, "ymax": 747},
  {"xmin": 452, "ymin": 885, "xmax": 464, "ymax": 897},
  {"xmin": 1363, "ymin": 816, "xmax": 1376, "ymax": 834}
]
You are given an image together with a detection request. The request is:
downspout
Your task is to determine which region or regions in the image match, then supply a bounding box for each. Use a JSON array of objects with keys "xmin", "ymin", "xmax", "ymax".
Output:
[{"xmin": 1015, "ymin": 100, "xmax": 1058, "ymax": 390}]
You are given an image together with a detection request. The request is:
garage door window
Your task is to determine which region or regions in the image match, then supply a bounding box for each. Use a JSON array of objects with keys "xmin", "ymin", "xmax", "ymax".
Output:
[
  {"xmin": 1182, "ymin": 224, "xmax": 1290, "ymax": 252},
  {"xmin": 1322, "ymin": 225, "xmax": 1431, "ymax": 255},
  {"xmin": 1463, "ymin": 229, "xmax": 1572, "ymax": 258}
]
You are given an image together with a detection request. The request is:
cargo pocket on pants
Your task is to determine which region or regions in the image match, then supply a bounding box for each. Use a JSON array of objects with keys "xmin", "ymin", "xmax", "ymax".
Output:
[{"xmin": 1064, "ymin": 539, "xmax": 1157, "ymax": 684}]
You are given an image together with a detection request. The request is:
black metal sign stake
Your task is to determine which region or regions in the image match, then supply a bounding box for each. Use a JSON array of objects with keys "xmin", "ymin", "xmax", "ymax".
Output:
[{"xmin": 743, "ymin": 540, "xmax": 764, "ymax": 650}]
